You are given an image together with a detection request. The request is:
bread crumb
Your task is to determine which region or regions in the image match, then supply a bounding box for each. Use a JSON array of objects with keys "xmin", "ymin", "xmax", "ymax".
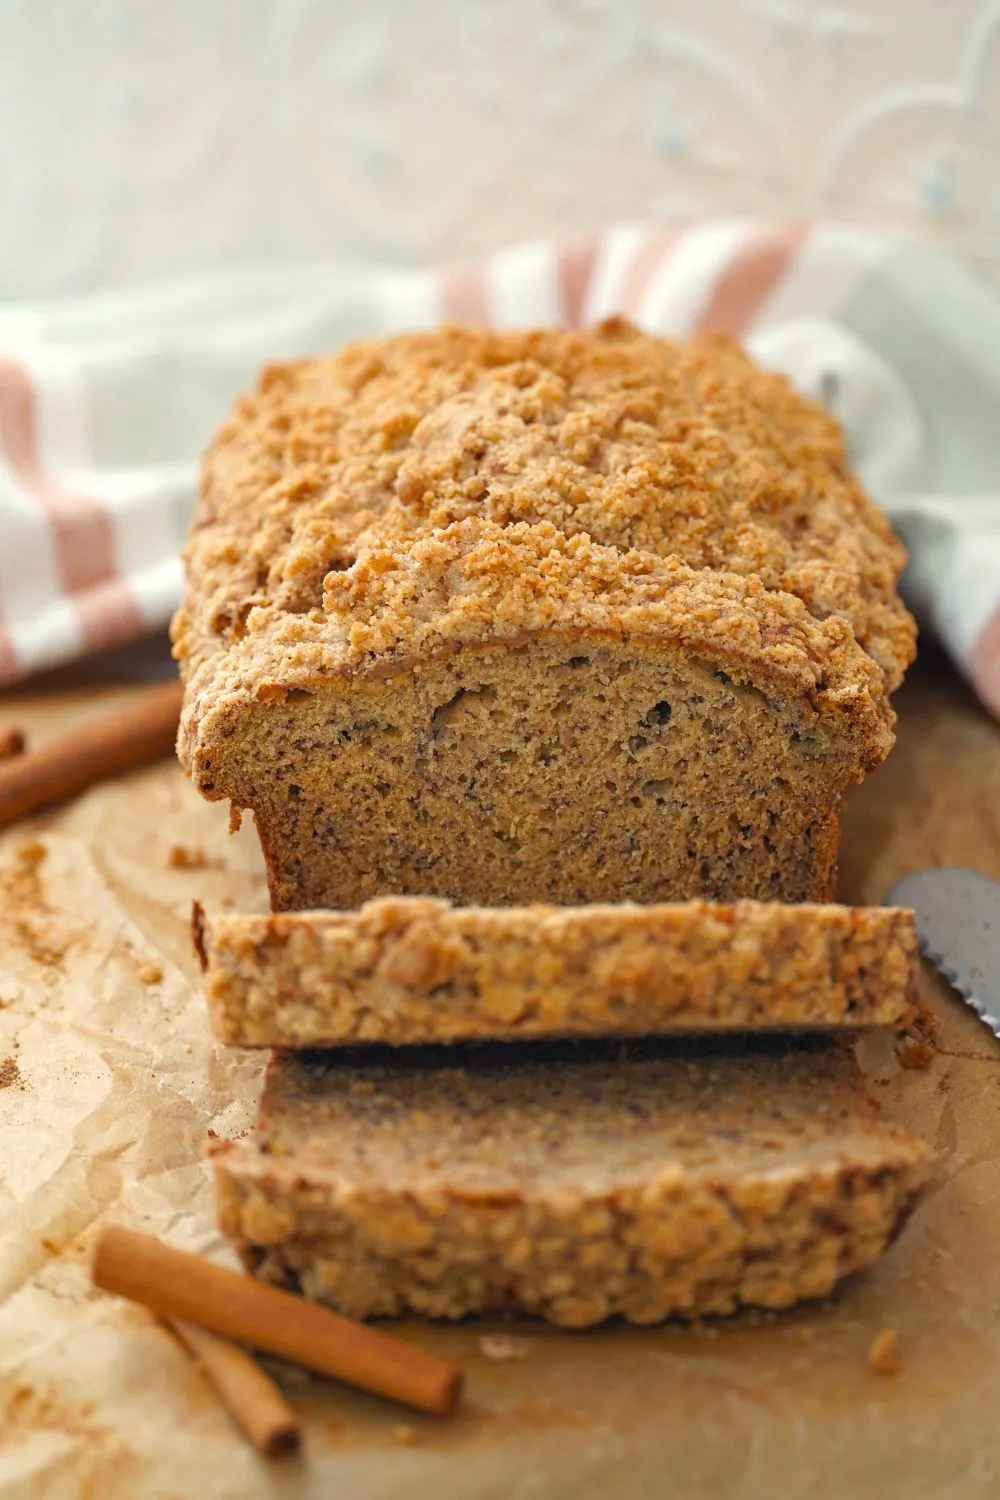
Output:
[
  {"xmin": 14, "ymin": 926, "xmax": 65, "ymax": 968},
  {"xmin": 0, "ymin": 728, "xmax": 25, "ymax": 760},
  {"xmin": 0, "ymin": 840, "xmax": 67, "ymax": 970},
  {"xmin": 167, "ymin": 844, "xmax": 208, "ymax": 870},
  {"xmin": 868, "ymin": 1327, "xmax": 903, "ymax": 1375},
  {"xmin": 478, "ymin": 1334, "xmax": 529, "ymax": 1361},
  {"xmin": 16, "ymin": 840, "xmax": 47, "ymax": 868},
  {"xmin": 0, "ymin": 1057, "xmax": 22, "ymax": 1089},
  {"xmin": 137, "ymin": 962, "xmax": 164, "ymax": 986},
  {"xmin": 393, "ymin": 1424, "xmax": 416, "ymax": 1445},
  {"xmin": 897, "ymin": 1039, "xmax": 935, "ymax": 1069},
  {"xmin": 895, "ymin": 1004, "xmax": 939, "ymax": 1070}
]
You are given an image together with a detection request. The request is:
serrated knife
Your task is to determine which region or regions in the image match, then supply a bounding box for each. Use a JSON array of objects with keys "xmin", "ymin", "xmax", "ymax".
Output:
[{"xmin": 886, "ymin": 867, "xmax": 1000, "ymax": 1039}]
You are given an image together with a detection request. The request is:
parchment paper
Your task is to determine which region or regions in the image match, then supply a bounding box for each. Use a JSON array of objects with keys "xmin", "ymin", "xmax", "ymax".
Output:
[{"xmin": 1, "ymin": 647, "xmax": 999, "ymax": 1500}]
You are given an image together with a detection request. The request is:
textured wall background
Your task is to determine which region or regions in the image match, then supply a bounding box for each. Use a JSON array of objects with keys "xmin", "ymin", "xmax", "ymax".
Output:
[{"xmin": 1, "ymin": 0, "xmax": 999, "ymax": 300}]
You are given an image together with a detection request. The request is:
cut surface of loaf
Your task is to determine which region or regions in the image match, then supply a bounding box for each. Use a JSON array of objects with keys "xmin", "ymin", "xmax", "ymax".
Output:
[
  {"xmin": 212, "ymin": 1039, "xmax": 932, "ymax": 1326},
  {"xmin": 173, "ymin": 322, "xmax": 915, "ymax": 910},
  {"xmin": 196, "ymin": 897, "xmax": 918, "ymax": 1048}
]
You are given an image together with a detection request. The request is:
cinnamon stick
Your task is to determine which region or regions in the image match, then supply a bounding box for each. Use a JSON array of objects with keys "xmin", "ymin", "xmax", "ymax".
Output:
[
  {"xmin": 168, "ymin": 1318, "xmax": 301, "ymax": 1458},
  {"xmin": 0, "ymin": 728, "xmax": 25, "ymax": 761},
  {"xmin": 93, "ymin": 1227, "xmax": 462, "ymax": 1418},
  {"xmin": 0, "ymin": 680, "xmax": 183, "ymax": 828}
]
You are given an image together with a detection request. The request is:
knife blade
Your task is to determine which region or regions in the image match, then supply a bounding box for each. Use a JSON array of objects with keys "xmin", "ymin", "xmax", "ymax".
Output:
[{"xmin": 886, "ymin": 867, "xmax": 1000, "ymax": 1039}]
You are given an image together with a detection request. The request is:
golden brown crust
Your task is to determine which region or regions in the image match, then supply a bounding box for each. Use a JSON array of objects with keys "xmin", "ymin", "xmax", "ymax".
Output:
[
  {"xmin": 173, "ymin": 321, "xmax": 913, "ymax": 707},
  {"xmin": 200, "ymin": 897, "xmax": 918, "ymax": 1048},
  {"xmin": 213, "ymin": 1040, "xmax": 933, "ymax": 1326}
]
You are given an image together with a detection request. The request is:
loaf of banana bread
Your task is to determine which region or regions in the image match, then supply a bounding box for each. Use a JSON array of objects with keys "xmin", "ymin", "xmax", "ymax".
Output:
[
  {"xmin": 212, "ymin": 1038, "xmax": 931, "ymax": 1325},
  {"xmin": 173, "ymin": 322, "xmax": 914, "ymax": 910},
  {"xmin": 195, "ymin": 897, "xmax": 918, "ymax": 1048}
]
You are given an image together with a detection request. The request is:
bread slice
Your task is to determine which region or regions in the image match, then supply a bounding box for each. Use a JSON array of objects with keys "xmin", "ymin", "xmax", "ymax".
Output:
[
  {"xmin": 194, "ymin": 897, "xmax": 918, "ymax": 1048},
  {"xmin": 173, "ymin": 323, "xmax": 914, "ymax": 911},
  {"xmin": 212, "ymin": 1039, "xmax": 932, "ymax": 1326}
]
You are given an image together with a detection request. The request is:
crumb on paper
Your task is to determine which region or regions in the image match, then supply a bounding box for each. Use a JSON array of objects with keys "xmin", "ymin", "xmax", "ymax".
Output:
[
  {"xmin": 868, "ymin": 1327, "xmax": 903, "ymax": 1376},
  {"xmin": 137, "ymin": 962, "xmax": 163, "ymax": 986},
  {"xmin": 12, "ymin": 922, "xmax": 65, "ymax": 969},
  {"xmin": 0, "ymin": 1056, "xmax": 22, "ymax": 1089},
  {"xmin": 478, "ymin": 1333, "xmax": 529, "ymax": 1361},
  {"xmin": 1, "ymin": 840, "xmax": 67, "ymax": 970},
  {"xmin": 393, "ymin": 1424, "xmax": 416, "ymax": 1446},
  {"xmin": 895, "ymin": 1004, "xmax": 940, "ymax": 1071},
  {"xmin": 168, "ymin": 844, "xmax": 208, "ymax": 870},
  {"xmin": 16, "ymin": 840, "xmax": 47, "ymax": 869},
  {"xmin": 0, "ymin": 728, "xmax": 26, "ymax": 760},
  {"xmin": 897, "ymin": 1038, "xmax": 935, "ymax": 1069},
  {"xmin": 1, "ymin": 1380, "xmax": 111, "ymax": 1450},
  {"xmin": 41, "ymin": 1238, "xmax": 60, "ymax": 1255}
]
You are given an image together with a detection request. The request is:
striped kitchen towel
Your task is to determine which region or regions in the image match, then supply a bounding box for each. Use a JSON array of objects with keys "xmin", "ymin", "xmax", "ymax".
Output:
[{"xmin": 1, "ymin": 220, "xmax": 999, "ymax": 713}]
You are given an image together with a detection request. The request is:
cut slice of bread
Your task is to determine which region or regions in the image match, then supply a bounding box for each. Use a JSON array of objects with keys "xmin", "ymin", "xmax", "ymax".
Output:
[
  {"xmin": 194, "ymin": 897, "xmax": 918, "ymax": 1048},
  {"xmin": 212, "ymin": 1039, "xmax": 932, "ymax": 1326}
]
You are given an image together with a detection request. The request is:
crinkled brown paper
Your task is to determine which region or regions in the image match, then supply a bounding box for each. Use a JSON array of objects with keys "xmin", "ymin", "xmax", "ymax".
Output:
[{"xmin": 1, "ymin": 654, "xmax": 999, "ymax": 1499}]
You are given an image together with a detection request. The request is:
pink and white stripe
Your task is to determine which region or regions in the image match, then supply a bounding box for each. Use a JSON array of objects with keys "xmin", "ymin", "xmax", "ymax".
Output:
[
  {"xmin": 435, "ymin": 222, "xmax": 821, "ymax": 344},
  {"xmin": 971, "ymin": 608, "xmax": 1000, "ymax": 717},
  {"xmin": 0, "ymin": 358, "xmax": 143, "ymax": 679}
]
